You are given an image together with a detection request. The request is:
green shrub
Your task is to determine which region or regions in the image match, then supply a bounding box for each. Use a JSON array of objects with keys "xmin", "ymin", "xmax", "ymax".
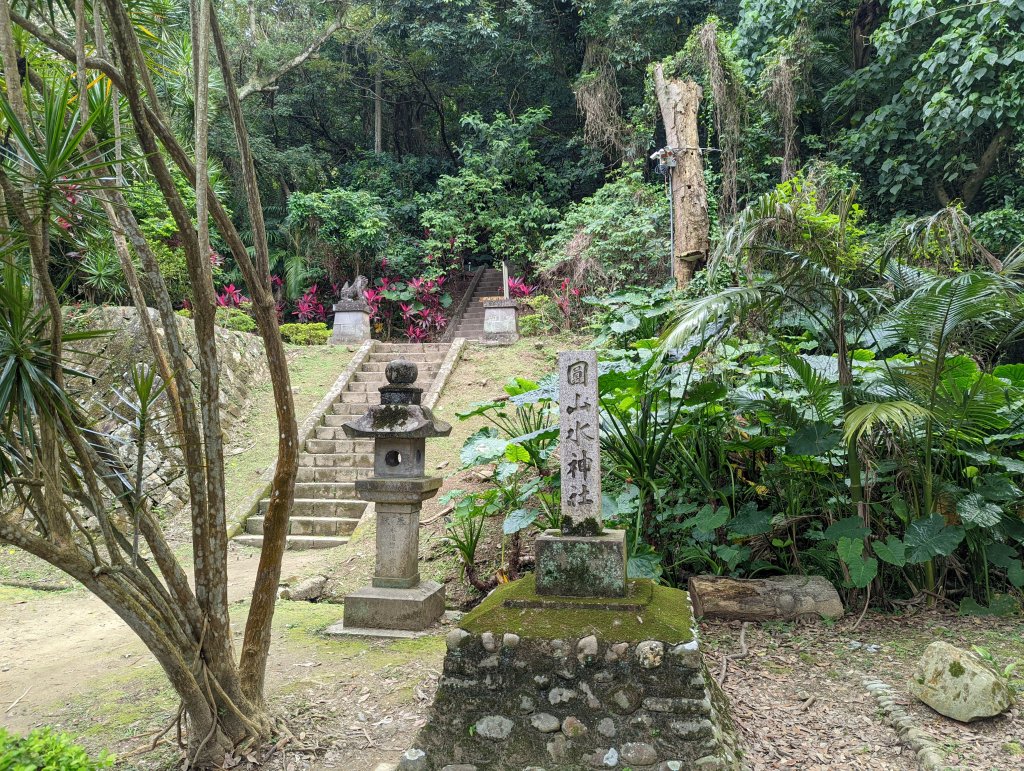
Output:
[
  {"xmin": 215, "ymin": 306, "xmax": 257, "ymax": 334},
  {"xmin": 519, "ymin": 313, "xmax": 549, "ymax": 337},
  {"xmin": 0, "ymin": 727, "xmax": 113, "ymax": 770},
  {"xmin": 280, "ymin": 322, "xmax": 330, "ymax": 345}
]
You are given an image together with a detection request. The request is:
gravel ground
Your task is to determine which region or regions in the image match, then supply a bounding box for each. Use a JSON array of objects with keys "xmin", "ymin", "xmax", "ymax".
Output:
[{"xmin": 701, "ymin": 610, "xmax": 1024, "ymax": 771}]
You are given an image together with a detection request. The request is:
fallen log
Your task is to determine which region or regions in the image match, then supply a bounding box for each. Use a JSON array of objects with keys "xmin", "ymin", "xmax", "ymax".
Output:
[{"xmin": 688, "ymin": 575, "xmax": 844, "ymax": 621}]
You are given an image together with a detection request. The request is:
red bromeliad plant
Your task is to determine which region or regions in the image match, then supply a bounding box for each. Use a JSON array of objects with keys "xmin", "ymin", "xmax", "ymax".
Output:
[
  {"xmin": 216, "ymin": 283, "xmax": 249, "ymax": 307},
  {"xmin": 555, "ymin": 278, "xmax": 582, "ymax": 325},
  {"xmin": 508, "ymin": 276, "xmax": 537, "ymax": 298},
  {"xmin": 295, "ymin": 283, "xmax": 326, "ymax": 322}
]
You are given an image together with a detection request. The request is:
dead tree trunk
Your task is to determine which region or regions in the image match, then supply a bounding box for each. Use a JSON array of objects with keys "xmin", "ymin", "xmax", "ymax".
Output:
[
  {"xmin": 652, "ymin": 64, "xmax": 709, "ymax": 290},
  {"xmin": 688, "ymin": 575, "xmax": 844, "ymax": 621}
]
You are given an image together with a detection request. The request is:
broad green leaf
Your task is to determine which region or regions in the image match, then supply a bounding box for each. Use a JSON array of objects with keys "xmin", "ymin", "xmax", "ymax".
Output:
[
  {"xmin": 993, "ymin": 363, "xmax": 1024, "ymax": 386},
  {"xmin": 460, "ymin": 427, "xmax": 507, "ymax": 468},
  {"xmin": 956, "ymin": 494, "xmax": 1002, "ymax": 528},
  {"xmin": 504, "ymin": 443, "xmax": 531, "ymax": 463},
  {"xmin": 838, "ymin": 537, "xmax": 877, "ymax": 587},
  {"xmin": 787, "ymin": 422, "xmax": 841, "ymax": 456},
  {"xmin": 987, "ymin": 543, "xmax": 1024, "ymax": 588},
  {"xmin": 503, "ymin": 508, "xmax": 539, "ymax": 535},
  {"xmin": 904, "ymin": 515, "xmax": 965, "ymax": 562},
  {"xmin": 872, "ymin": 536, "xmax": 908, "ymax": 567},
  {"xmin": 610, "ymin": 312, "xmax": 640, "ymax": 334},
  {"xmin": 958, "ymin": 596, "xmax": 1021, "ymax": 617},
  {"xmin": 727, "ymin": 503, "xmax": 773, "ymax": 537},
  {"xmin": 823, "ymin": 516, "xmax": 870, "ymax": 543},
  {"xmin": 627, "ymin": 548, "xmax": 663, "ymax": 580},
  {"xmin": 687, "ymin": 504, "xmax": 730, "ymax": 534}
]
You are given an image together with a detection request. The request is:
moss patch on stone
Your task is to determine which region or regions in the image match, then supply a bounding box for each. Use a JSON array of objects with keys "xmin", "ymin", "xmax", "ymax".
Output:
[{"xmin": 461, "ymin": 574, "xmax": 694, "ymax": 643}]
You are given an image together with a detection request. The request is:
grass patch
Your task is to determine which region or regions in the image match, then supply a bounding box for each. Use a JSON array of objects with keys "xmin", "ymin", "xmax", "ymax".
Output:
[{"xmin": 224, "ymin": 345, "xmax": 355, "ymax": 512}]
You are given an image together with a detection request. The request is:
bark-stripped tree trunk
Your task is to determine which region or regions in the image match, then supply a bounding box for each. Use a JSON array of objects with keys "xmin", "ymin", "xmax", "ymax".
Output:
[
  {"xmin": 0, "ymin": 2, "xmax": 299, "ymax": 765},
  {"xmin": 652, "ymin": 64, "xmax": 709, "ymax": 290}
]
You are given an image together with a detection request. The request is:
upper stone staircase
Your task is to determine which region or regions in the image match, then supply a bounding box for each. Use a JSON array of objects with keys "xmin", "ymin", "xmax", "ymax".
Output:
[
  {"xmin": 450, "ymin": 268, "xmax": 504, "ymax": 341},
  {"xmin": 234, "ymin": 341, "xmax": 452, "ymax": 549}
]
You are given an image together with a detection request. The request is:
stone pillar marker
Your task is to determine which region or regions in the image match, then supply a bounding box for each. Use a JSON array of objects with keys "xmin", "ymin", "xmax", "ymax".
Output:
[
  {"xmin": 335, "ymin": 358, "xmax": 451, "ymax": 633},
  {"xmin": 535, "ymin": 350, "xmax": 627, "ymax": 597}
]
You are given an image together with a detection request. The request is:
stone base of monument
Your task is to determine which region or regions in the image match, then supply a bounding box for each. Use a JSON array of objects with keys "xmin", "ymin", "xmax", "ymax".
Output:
[
  {"xmin": 400, "ymin": 575, "xmax": 741, "ymax": 770},
  {"xmin": 535, "ymin": 528, "xmax": 627, "ymax": 597},
  {"xmin": 330, "ymin": 301, "xmax": 371, "ymax": 344},
  {"xmin": 482, "ymin": 299, "xmax": 519, "ymax": 345},
  {"xmin": 340, "ymin": 580, "xmax": 445, "ymax": 633}
]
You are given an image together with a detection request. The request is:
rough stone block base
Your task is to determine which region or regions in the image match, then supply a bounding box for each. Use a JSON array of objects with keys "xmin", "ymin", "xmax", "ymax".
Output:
[
  {"xmin": 330, "ymin": 305, "xmax": 371, "ymax": 344},
  {"xmin": 483, "ymin": 300, "xmax": 518, "ymax": 345},
  {"xmin": 535, "ymin": 529, "xmax": 627, "ymax": 597},
  {"xmin": 342, "ymin": 580, "xmax": 445, "ymax": 631},
  {"xmin": 401, "ymin": 577, "xmax": 741, "ymax": 770}
]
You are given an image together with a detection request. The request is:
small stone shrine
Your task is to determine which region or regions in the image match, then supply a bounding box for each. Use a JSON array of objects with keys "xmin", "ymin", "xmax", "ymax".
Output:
[
  {"xmin": 337, "ymin": 358, "xmax": 451, "ymax": 632},
  {"xmin": 330, "ymin": 275, "xmax": 371, "ymax": 344},
  {"xmin": 399, "ymin": 350, "xmax": 741, "ymax": 769}
]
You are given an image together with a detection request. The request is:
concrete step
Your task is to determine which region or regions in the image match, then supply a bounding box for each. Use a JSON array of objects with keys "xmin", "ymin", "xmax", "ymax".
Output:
[
  {"xmin": 298, "ymin": 451, "xmax": 374, "ymax": 467},
  {"xmin": 294, "ymin": 481, "xmax": 356, "ymax": 497},
  {"xmin": 314, "ymin": 425, "xmax": 356, "ymax": 441},
  {"xmin": 366, "ymin": 352, "xmax": 445, "ymax": 363},
  {"xmin": 235, "ymin": 534, "xmax": 351, "ymax": 550},
  {"xmin": 355, "ymin": 364, "xmax": 438, "ymax": 378},
  {"xmin": 374, "ymin": 343, "xmax": 449, "ymax": 353},
  {"xmin": 324, "ymin": 404, "xmax": 367, "ymax": 418},
  {"xmin": 296, "ymin": 465, "xmax": 370, "ymax": 482},
  {"xmin": 245, "ymin": 515, "xmax": 362, "ymax": 537},
  {"xmin": 259, "ymin": 497, "xmax": 366, "ymax": 517},
  {"xmin": 305, "ymin": 438, "xmax": 374, "ymax": 454}
]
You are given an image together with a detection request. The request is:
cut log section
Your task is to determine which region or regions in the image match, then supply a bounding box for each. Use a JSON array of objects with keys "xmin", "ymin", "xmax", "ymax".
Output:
[{"xmin": 688, "ymin": 575, "xmax": 844, "ymax": 621}]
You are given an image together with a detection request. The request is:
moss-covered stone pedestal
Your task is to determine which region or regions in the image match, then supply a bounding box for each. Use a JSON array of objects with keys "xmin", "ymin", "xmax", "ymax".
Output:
[{"xmin": 401, "ymin": 575, "xmax": 741, "ymax": 770}]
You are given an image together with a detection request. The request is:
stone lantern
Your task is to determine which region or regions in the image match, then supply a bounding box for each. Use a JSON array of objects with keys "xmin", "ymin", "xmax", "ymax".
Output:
[{"xmin": 340, "ymin": 359, "xmax": 451, "ymax": 632}]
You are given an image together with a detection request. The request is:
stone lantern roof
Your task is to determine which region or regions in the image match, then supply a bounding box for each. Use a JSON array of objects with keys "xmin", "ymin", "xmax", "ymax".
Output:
[{"xmin": 342, "ymin": 359, "xmax": 452, "ymax": 440}]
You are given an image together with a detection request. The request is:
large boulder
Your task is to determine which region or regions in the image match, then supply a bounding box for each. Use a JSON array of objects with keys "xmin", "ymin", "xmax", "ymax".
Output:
[{"xmin": 909, "ymin": 641, "xmax": 1014, "ymax": 722}]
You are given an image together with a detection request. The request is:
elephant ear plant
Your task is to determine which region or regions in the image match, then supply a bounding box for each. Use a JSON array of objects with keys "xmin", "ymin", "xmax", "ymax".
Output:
[{"xmin": 444, "ymin": 377, "xmax": 560, "ymax": 592}]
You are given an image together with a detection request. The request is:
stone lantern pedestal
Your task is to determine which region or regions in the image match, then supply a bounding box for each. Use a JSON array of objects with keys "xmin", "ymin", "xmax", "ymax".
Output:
[
  {"xmin": 329, "ymin": 299, "xmax": 371, "ymax": 344},
  {"xmin": 338, "ymin": 359, "xmax": 451, "ymax": 632},
  {"xmin": 482, "ymin": 298, "xmax": 519, "ymax": 345}
]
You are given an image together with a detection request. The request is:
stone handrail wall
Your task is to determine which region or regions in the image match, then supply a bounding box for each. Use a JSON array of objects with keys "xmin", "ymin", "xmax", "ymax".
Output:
[
  {"xmin": 226, "ymin": 339, "xmax": 375, "ymax": 538},
  {"xmin": 440, "ymin": 266, "xmax": 486, "ymax": 343},
  {"xmin": 424, "ymin": 337, "xmax": 467, "ymax": 409}
]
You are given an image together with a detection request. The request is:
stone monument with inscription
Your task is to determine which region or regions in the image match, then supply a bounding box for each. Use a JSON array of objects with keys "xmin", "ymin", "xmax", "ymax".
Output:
[
  {"xmin": 535, "ymin": 350, "xmax": 627, "ymax": 596},
  {"xmin": 393, "ymin": 350, "xmax": 740, "ymax": 769}
]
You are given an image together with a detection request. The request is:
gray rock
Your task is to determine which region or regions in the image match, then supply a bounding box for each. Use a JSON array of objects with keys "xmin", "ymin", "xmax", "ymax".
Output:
[
  {"xmin": 594, "ymin": 670, "xmax": 614, "ymax": 684},
  {"xmin": 503, "ymin": 633, "xmax": 521, "ymax": 648},
  {"xmin": 909, "ymin": 641, "xmax": 1014, "ymax": 722},
  {"xmin": 610, "ymin": 685, "xmax": 641, "ymax": 714},
  {"xmin": 589, "ymin": 747, "xmax": 619, "ymax": 768},
  {"xmin": 546, "ymin": 734, "xmax": 569, "ymax": 762},
  {"xmin": 530, "ymin": 713, "xmax": 561, "ymax": 733},
  {"xmin": 534, "ymin": 674, "xmax": 550, "ymax": 687},
  {"xmin": 475, "ymin": 715, "xmax": 513, "ymax": 741},
  {"xmin": 597, "ymin": 717, "xmax": 616, "ymax": 738},
  {"xmin": 658, "ymin": 763, "xmax": 684, "ymax": 771},
  {"xmin": 620, "ymin": 742, "xmax": 658, "ymax": 766},
  {"xmin": 519, "ymin": 695, "xmax": 536, "ymax": 714},
  {"xmin": 398, "ymin": 748, "xmax": 427, "ymax": 771},
  {"xmin": 481, "ymin": 631, "xmax": 499, "ymax": 652},
  {"xmin": 446, "ymin": 629, "xmax": 473, "ymax": 652},
  {"xmin": 577, "ymin": 635, "xmax": 599, "ymax": 664},
  {"xmin": 548, "ymin": 687, "xmax": 576, "ymax": 705},
  {"xmin": 561, "ymin": 715, "xmax": 587, "ymax": 738},
  {"xmin": 635, "ymin": 641, "xmax": 665, "ymax": 669},
  {"xmin": 441, "ymin": 766, "xmax": 477, "ymax": 771}
]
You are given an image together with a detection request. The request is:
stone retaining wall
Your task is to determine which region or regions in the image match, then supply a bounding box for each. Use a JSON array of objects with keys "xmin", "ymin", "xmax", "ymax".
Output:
[{"xmin": 64, "ymin": 306, "xmax": 269, "ymax": 515}]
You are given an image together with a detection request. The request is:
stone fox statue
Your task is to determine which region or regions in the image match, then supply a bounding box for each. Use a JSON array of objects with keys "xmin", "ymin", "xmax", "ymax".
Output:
[{"xmin": 338, "ymin": 275, "xmax": 369, "ymax": 303}]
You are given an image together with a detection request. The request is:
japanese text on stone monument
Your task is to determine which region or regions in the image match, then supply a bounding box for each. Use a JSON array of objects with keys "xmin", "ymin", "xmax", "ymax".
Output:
[{"xmin": 558, "ymin": 351, "xmax": 602, "ymax": 533}]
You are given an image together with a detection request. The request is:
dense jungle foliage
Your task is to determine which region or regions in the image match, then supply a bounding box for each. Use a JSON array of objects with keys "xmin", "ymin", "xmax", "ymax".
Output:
[{"xmin": 7, "ymin": 0, "xmax": 1024, "ymax": 612}]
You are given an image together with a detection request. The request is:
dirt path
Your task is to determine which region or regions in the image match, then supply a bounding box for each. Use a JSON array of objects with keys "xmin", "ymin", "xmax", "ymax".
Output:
[{"xmin": 0, "ymin": 547, "xmax": 329, "ymax": 735}]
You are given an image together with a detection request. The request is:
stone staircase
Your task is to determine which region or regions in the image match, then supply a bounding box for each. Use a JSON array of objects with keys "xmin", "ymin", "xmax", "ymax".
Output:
[
  {"xmin": 235, "ymin": 341, "xmax": 453, "ymax": 550},
  {"xmin": 450, "ymin": 268, "xmax": 504, "ymax": 340}
]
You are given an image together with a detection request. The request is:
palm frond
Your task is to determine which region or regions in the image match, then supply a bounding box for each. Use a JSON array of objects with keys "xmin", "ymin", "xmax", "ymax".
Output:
[{"xmin": 844, "ymin": 400, "xmax": 934, "ymax": 445}]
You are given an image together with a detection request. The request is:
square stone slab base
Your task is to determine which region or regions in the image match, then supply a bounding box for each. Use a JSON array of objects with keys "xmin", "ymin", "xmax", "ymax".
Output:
[
  {"xmin": 535, "ymin": 528, "xmax": 627, "ymax": 597},
  {"xmin": 342, "ymin": 580, "xmax": 445, "ymax": 632}
]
